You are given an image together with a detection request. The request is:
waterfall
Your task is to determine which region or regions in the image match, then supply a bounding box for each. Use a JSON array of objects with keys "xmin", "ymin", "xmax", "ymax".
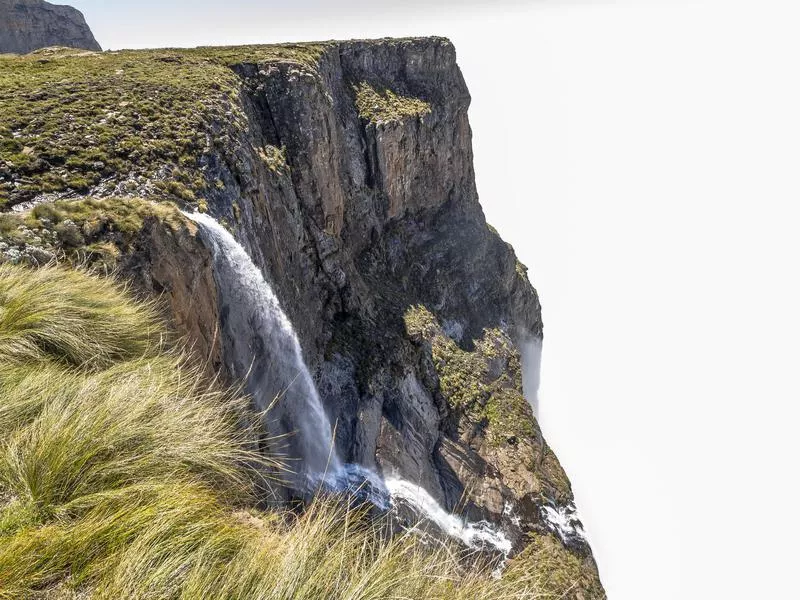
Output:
[
  {"xmin": 384, "ymin": 478, "xmax": 513, "ymax": 555},
  {"xmin": 541, "ymin": 501, "xmax": 588, "ymax": 546},
  {"xmin": 187, "ymin": 211, "xmax": 510, "ymax": 555},
  {"xmin": 187, "ymin": 212, "xmax": 342, "ymax": 489},
  {"xmin": 520, "ymin": 337, "xmax": 542, "ymax": 418}
]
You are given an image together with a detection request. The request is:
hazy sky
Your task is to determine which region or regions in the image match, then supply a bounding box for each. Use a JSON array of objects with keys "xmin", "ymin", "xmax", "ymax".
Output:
[{"xmin": 68, "ymin": 1, "xmax": 800, "ymax": 597}]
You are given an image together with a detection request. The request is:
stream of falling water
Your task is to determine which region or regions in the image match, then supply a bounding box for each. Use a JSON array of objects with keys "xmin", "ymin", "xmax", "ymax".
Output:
[
  {"xmin": 187, "ymin": 212, "xmax": 343, "ymax": 488},
  {"xmin": 187, "ymin": 211, "xmax": 511, "ymax": 555}
]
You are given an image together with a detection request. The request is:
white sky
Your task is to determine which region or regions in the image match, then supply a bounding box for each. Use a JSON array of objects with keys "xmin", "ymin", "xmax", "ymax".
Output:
[{"xmin": 68, "ymin": 1, "xmax": 800, "ymax": 597}]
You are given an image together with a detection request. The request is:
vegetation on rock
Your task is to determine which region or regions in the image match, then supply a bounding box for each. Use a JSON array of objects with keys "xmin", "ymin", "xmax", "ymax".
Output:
[
  {"xmin": 354, "ymin": 81, "xmax": 432, "ymax": 124},
  {"xmin": 0, "ymin": 44, "xmax": 326, "ymax": 209},
  {"xmin": 519, "ymin": 534, "xmax": 609, "ymax": 600},
  {"xmin": 259, "ymin": 144, "xmax": 289, "ymax": 174},
  {"xmin": 0, "ymin": 197, "xmax": 184, "ymax": 268},
  {"xmin": 404, "ymin": 305, "xmax": 574, "ymax": 504},
  {"xmin": 404, "ymin": 304, "xmax": 534, "ymax": 444}
]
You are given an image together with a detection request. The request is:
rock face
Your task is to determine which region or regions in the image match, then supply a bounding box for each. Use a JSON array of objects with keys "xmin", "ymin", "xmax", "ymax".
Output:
[
  {"xmin": 0, "ymin": 0, "xmax": 100, "ymax": 54},
  {"xmin": 0, "ymin": 38, "xmax": 604, "ymax": 597},
  {"xmin": 212, "ymin": 37, "xmax": 566, "ymax": 537}
]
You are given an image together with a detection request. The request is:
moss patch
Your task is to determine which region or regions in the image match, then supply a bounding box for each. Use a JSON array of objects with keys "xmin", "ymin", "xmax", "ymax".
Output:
[
  {"xmin": 404, "ymin": 305, "xmax": 534, "ymax": 445},
  {"xmin": 354, "ymin": 81, "xmax": 432, "ymax": 124}
]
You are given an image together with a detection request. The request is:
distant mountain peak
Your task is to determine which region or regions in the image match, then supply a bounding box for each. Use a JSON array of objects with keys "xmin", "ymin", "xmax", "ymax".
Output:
[{"xmin": 0, "ymin": 0, "xmax": 101, "ymax": 54}]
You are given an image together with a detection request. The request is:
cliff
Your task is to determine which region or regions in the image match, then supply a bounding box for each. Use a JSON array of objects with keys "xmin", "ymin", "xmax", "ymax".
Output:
[
  {"xmin": 0, "ymin": 0, "xmax": 100, "ymax": 54},
  {"xmin": 0, "ymin": 39, "xmax": 604, "ymax": 597}
]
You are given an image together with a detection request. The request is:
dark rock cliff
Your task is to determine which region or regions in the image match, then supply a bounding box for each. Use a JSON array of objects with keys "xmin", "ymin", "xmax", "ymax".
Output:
[
  {"xmin": 220, "ymin": 38, "xmax": 561, "ymax": 529},
  {"xmin": 0, "ymin": 38, "xmax": 604, "ymax": 597},
  {"xmin": 0, "ymin": 0, "xmax": 100, "ymax": 54}
]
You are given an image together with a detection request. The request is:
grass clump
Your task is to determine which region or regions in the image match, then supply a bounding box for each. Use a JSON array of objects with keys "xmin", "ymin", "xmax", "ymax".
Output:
[
  {"xmin": 0, "ymin": 265, "xmax": 161, "ymax": 369},
  {"xmin": 0, "ymin": 264, "xmax": 595, "ymax": 599},
  {"xmin": 354, "ymin": 81, "xmax": 432, "ymax": 124}
]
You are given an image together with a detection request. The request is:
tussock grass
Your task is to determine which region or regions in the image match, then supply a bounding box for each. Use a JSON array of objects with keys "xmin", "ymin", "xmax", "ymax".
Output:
[
  {"xmin": 0, "ymin": 264, "xmax": 587, "ymax": 599},
  {"xmin": 0, "ymin": 264, "xmax": 162, "ymax": 369}
]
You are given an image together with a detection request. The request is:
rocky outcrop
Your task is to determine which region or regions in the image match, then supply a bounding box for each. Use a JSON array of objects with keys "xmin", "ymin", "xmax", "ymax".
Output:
[
  {"xmin": 0, "ymin": 38, "xmax": 604, "ymax": 596},
  {"xmin": 0, "ymin": 199, "xmax": 222, "ymax": 376},
  {"xmin": 0, "ymin": 0, "xmax": 100, "ymax": 54}
]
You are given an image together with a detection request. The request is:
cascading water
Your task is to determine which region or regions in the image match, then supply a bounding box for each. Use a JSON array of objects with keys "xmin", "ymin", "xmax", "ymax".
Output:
[
  {"xmin": 541, "ymin": 502, "xmax": 588, "ymax": 547},
  {"xmin": 187, "ymin": 212, "xmax": 343, "ymax": 489},
  {"xmin": 384, "ymin": 478, "xmax": 513, "ymax": 555},
  {"xmin": 520, "ymin": 337, "xmax": 542, "ymax": 418},
  {"xmin": 187, "ymin": 211, "xmax": 511, "ymax": 556}
]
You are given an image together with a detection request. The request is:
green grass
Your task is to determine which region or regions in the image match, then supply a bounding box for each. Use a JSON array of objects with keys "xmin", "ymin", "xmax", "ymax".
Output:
[
  {"xmin": 354, "ymin": 81, "xmax": 432, "ymax": 124},
  {"xmin": 0, "ymin": 264, "xmax": 596, "ymax": 599},
  {"xmin": 0, "ymin": 197, "xmax": 187, "ymax": 269},
  {"xmin": 28, "ymin": 196, "xmax": 185, "ymax": 237},
  {"xmin": 0, "ymin": 41, "xmax": 437, "ymax": 210},
  {"xmin": 0, "ymin": 266, "xmax": 161, "ymax": 369},
  {"xmin": 0, "ymin": 44, "xmax": 327, "ymax": 209}
]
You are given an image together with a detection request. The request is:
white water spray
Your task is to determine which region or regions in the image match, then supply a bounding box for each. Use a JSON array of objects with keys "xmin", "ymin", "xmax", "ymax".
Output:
[
  {"xmin": 541, "ymin": 502, "xmax": 587, "ymax": 545},
  {"xmin": 187, "ymin": 212, "xmax": 342, "ymax": 488},
  {"xmin": 520, "ymin": 337, "xmax": 542, "ymax": 418},
  {"xmin": 385, "ymin": 478, "xmax": 513, "ymax": 555}
]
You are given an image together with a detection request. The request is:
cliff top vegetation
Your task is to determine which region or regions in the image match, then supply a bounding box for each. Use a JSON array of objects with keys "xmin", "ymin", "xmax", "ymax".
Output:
[
  {"xmin": 0, "ymin": 39, "xmax": 441, "ymax": 212},
  {"xmin": 0, "ymin": 196, "xmax": 185, "ymax": 268},
  {"xmin": 353, "ymin": 81, "xmax": 432, "ymax": 124}
]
